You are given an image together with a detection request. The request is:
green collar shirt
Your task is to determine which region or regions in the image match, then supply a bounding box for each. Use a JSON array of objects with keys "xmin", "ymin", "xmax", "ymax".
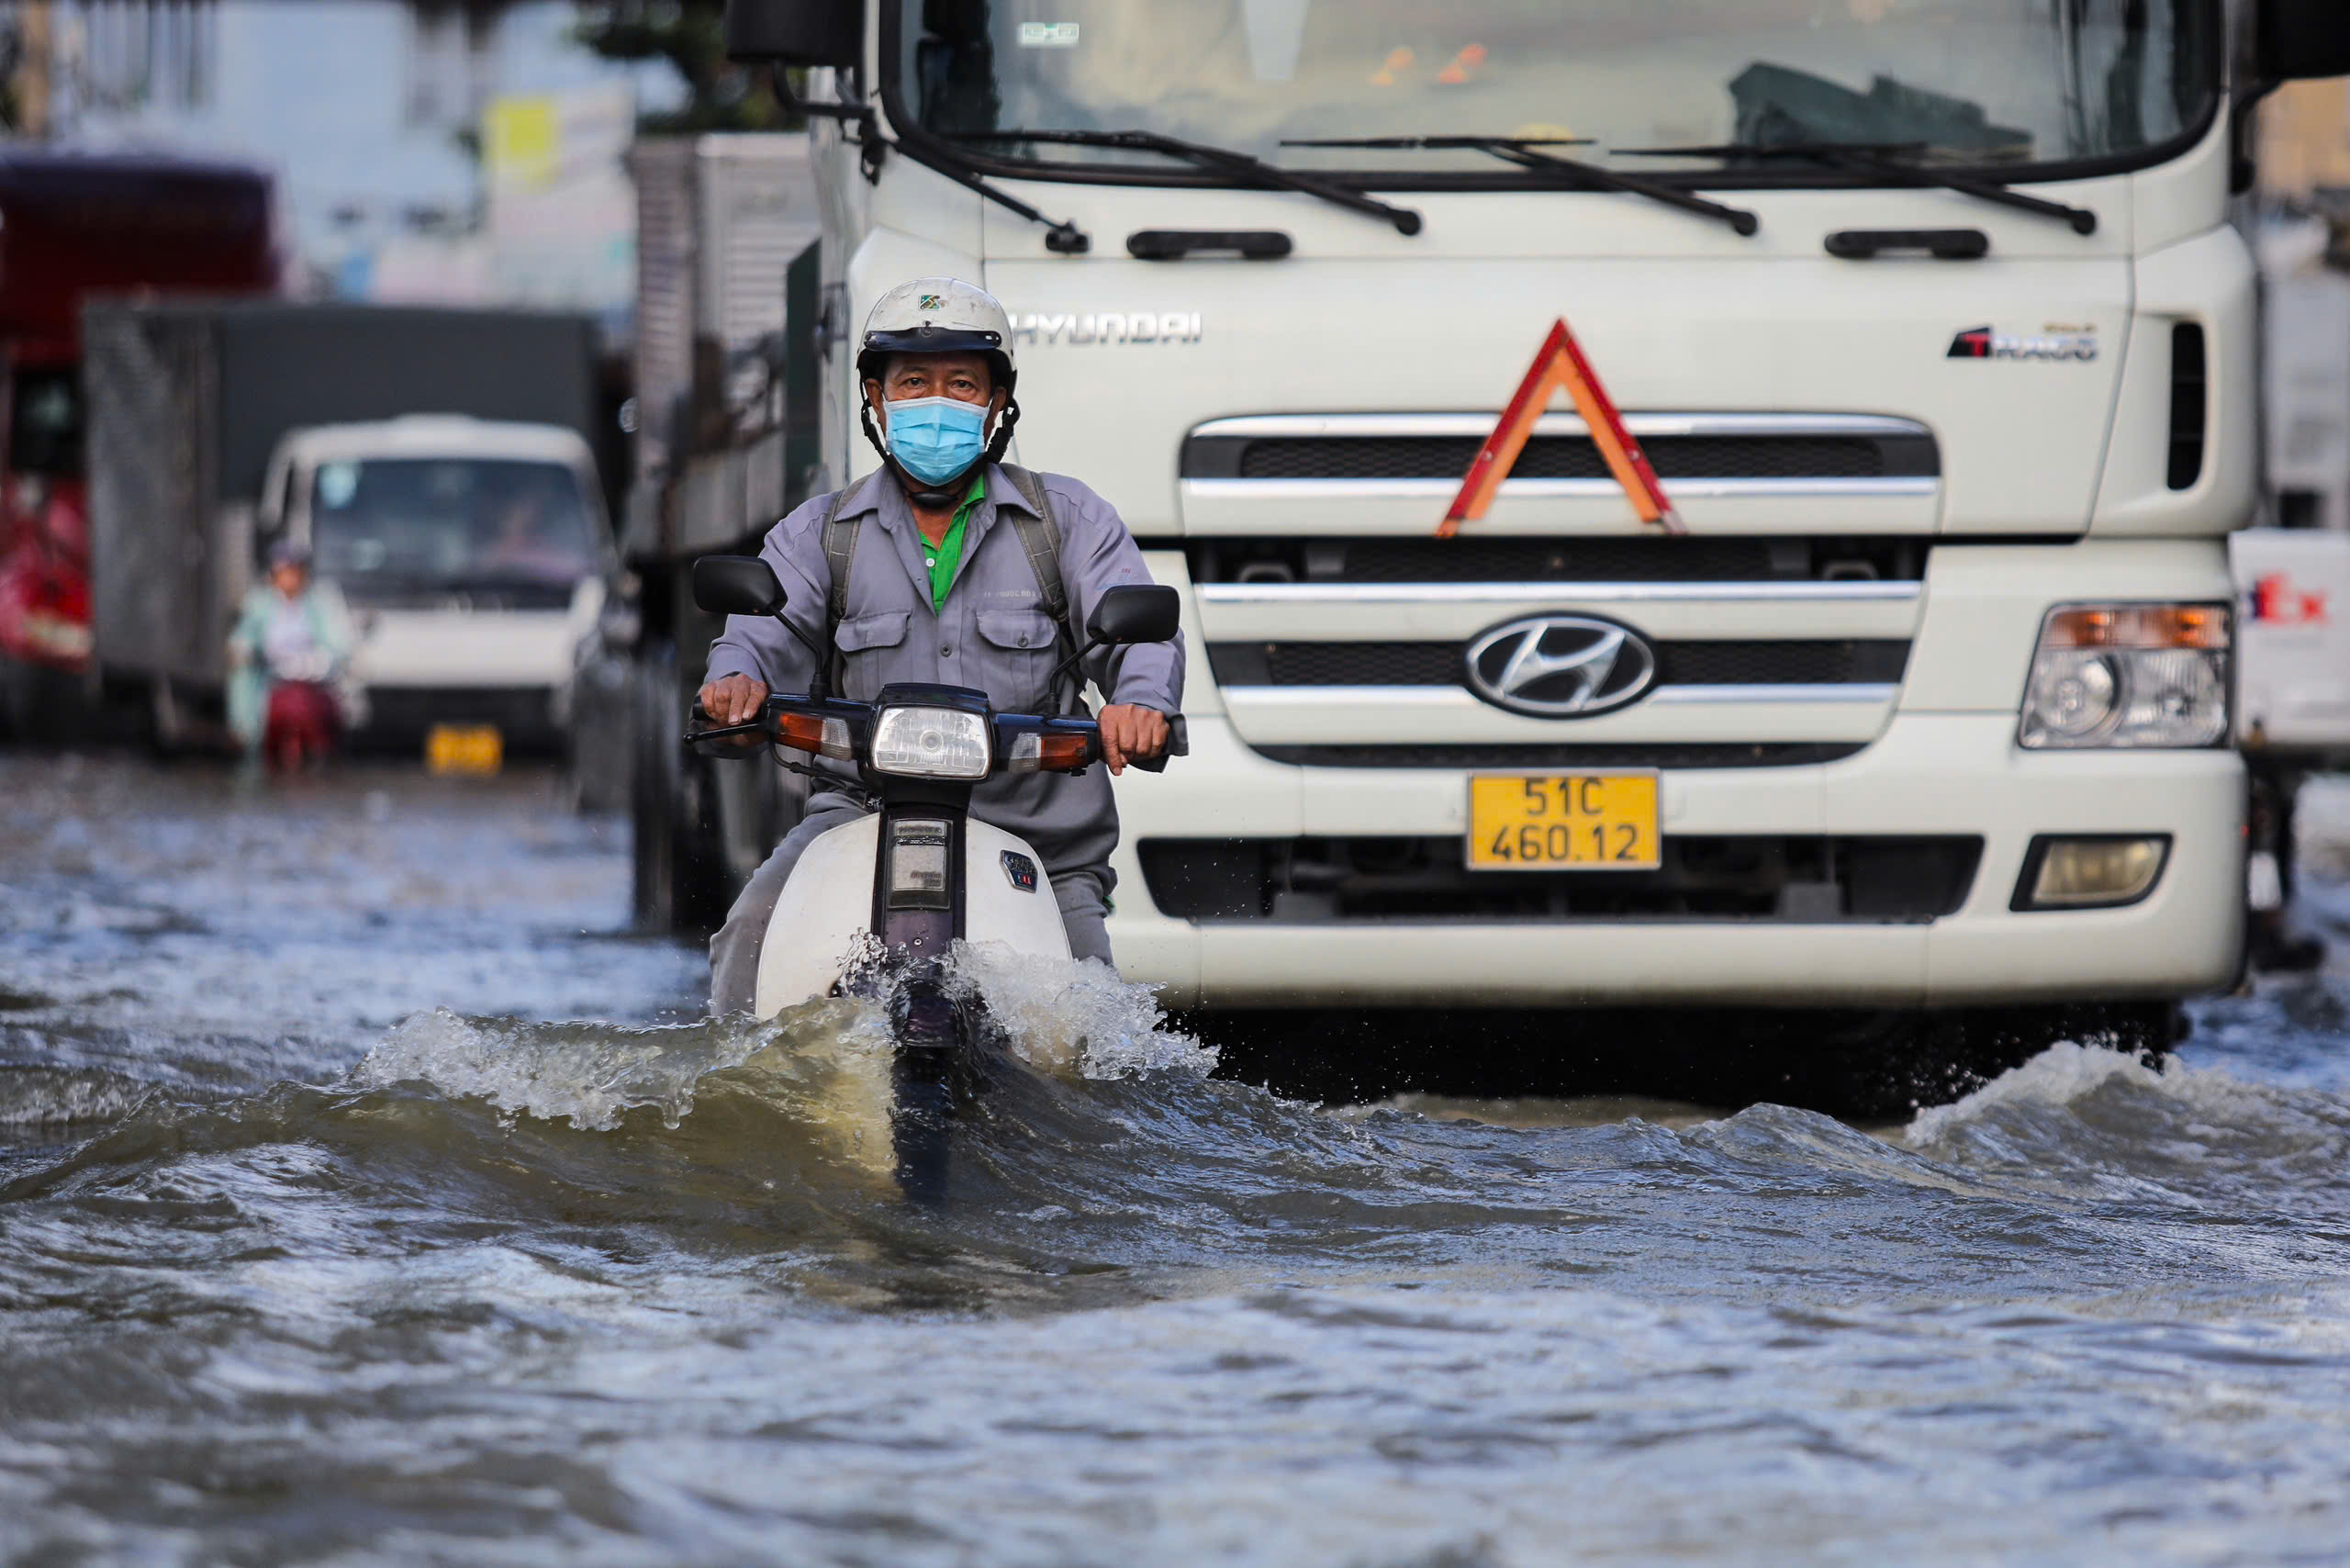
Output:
[{"xmin": 921, "ymin": 476, "xmax": 988, "ymax": 613}]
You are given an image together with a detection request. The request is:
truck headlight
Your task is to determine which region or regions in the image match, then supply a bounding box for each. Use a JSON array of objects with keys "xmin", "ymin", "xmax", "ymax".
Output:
[
  {"xmin": 869, "ymin": 706, "xmax": 990, "ymax": 778},
  {"xmin": 2018, "ymin": 604, "xmax": 2229, "ymax": 750}
]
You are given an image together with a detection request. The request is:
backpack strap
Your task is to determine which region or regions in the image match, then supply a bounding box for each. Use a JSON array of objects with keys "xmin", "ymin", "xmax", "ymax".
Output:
[
  {"xmin": 817, "ymin": 484, "xmax": 859, "ymax": 695},
  {"xmin": 995, "ymin": 464, "xmax": 1082, "ymax": 685}
]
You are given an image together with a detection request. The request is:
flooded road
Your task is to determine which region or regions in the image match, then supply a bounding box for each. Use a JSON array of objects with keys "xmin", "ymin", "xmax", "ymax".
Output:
[{"xmin": 5, "ymin": 752, "xmax": 2350, "ymax": 1565}]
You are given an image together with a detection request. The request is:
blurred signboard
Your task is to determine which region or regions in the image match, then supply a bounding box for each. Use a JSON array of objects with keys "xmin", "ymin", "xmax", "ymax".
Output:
[{"xmin": 483, "ymin": 84, "xmax": 636, "ymax": 320}]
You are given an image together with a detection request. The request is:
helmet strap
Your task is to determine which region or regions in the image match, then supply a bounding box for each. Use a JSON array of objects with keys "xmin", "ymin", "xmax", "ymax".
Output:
[{"xmin": 984, "ymin": 398, "xmax": 1021, "ymax": 465}]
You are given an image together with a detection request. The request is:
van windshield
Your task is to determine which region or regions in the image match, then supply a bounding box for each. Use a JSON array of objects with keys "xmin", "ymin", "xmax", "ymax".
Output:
[
  {"xmin": 895, "ymin": 0, "xmax": 2216, "ymax": 177},
  {"xmin": 310, "ymin": 458, "xmax": 600, "ymax": 590}
]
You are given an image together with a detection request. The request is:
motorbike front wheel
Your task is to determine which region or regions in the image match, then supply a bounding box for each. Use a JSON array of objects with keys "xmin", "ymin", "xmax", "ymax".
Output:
[{"xmin": 884, "ymin": 968, "xmax": 990, "ymax": 1203}]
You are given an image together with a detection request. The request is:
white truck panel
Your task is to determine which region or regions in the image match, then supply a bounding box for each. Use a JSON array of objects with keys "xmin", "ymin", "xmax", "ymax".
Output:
[{"xmin": 2092, "ymin": 227, "xmax": 2261, "ymax": 534}]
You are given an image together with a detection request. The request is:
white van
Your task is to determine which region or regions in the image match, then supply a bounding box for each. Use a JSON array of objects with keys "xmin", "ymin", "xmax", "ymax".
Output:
[{"xmin": 258, "ymin": 415, "xmax": 612, "ymax": 752}]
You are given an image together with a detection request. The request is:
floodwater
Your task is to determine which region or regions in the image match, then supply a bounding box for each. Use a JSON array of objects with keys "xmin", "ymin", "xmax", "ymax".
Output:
[{"xmin": 5, "ymin": 753, "xmax": 2350, "ymax": 1566}]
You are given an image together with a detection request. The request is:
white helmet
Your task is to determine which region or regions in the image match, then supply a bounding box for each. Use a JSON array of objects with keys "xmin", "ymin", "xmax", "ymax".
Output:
[{"xmin": 856, "ymin": 276, "xmax": 1015, "ymax": 395}]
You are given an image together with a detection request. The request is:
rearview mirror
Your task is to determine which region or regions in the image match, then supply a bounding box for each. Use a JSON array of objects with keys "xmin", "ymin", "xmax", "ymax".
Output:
[
  {"xmin": 2258, "ymin": 0, "xmax": 2350, "ymax": 81},
  {"xmin": 1087, "ymin": 584, "xmax": 1181, "ymax": 646},
  {"xmin": 693, "ymin": 554, "xmax": 786, "ymax": 618}
]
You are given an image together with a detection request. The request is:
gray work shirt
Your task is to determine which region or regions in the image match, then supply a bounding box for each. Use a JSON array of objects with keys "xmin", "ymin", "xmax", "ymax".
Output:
[{"xmin": 704, "ymin": 464, "xmax": 1185, "ymax": 881}]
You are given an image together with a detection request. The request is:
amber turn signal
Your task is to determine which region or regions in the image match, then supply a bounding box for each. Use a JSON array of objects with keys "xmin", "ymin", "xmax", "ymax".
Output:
[
  {"xmin": 774, "ymin": 712, "xmax": 854, "ymax": 759},
  {"xmin": 1006, "ymin": 731, "xmax": 1093, "ymax": 773},
  {"xmin": 2038, "ymin": 604, "xmax": 2229, "ymax": 651}
]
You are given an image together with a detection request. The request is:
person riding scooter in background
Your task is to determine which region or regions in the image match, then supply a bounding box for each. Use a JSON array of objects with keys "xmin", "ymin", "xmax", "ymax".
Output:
[
  {"xmin": 227, "ymin": 539, "xmax": 358, "ymax": 772},
  {"xmin": 698, "ymin": 277, "xmax": 1183, "ymax": 1015}
]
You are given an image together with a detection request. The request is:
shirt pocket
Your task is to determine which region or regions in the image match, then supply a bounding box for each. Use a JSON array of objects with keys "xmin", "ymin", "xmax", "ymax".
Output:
[
  {"xmin": 834, "ymin": 610, "xmax": 912, "ymax": 699},
  {"xmin": 977, "ymin": 608, "xmax": 1063, "ymax": 711}
]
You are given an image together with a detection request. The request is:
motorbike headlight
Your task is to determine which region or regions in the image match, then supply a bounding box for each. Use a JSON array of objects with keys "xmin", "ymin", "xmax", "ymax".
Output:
[
  {"xmin": 2019, "ymin": 604, "xmax": 2229, "ymax": 750},
  {"xmin": 869, "ymin": 705, "xmax": 991, "ymax": 779}
]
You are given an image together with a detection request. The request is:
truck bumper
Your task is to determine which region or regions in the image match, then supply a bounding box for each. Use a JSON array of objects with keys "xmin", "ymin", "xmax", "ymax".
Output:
[{"xmin": 1104, "ymin": 712, "xmax": 2244, "ymax": 1010}]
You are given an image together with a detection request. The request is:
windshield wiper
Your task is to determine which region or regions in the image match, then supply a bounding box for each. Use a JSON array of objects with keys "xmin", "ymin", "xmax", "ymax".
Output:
[
  {"xmin": 954, "ymin": 129, "xmax": 1424, "ymax": 236},
  {"xmin": 915, "ymin": 155, "xmax": 1092, "ymax": 254},
  {"xmin": 1616, "ymin": 142, "xmax": 2097, "ymax": 235},
  {"xmin": 1281, "ymin": 135, "xmax": 1759, "ymax": 238}
]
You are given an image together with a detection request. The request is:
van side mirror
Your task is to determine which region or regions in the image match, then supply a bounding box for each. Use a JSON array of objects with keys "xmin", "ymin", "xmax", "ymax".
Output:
[
  {"xmin": 725, "ymin": 0, "xmax": 861, "ymax": 66},
  {"xmin": 1087, "ymin": 584, "xmax": 1181, "ymax": 646},
  {"xmin": 2258, "ymin": 0, "xmax": 2350, "ymax": 82},
  {"xmin": 693, "ymin": 554, "xmax": 786, "ymax": 617}
]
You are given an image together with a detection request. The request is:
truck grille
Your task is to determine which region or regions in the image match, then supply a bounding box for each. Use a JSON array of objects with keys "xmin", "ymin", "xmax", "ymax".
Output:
[
  {"xmin": 1206, "ymin": 639, "xmax": 1910, "ymax": 689},
  {"xmin": 1220, "ymin": 433, "xmax": 1903, "ymax": 482},
  {"xmin": 1181, "ymin": 414, "xmax": 1939, "ymax": 484},
  {"xmin": 1181, "ymin": 414, "xmax": 1936, "ymax": 761},
  {"xmin": 1182, "ymin": 535, "xmax": 1929, "ymax": 585},
  {"xmin": 1140, "ymin": 835, "xmax": 1982, "ymax": 924}
]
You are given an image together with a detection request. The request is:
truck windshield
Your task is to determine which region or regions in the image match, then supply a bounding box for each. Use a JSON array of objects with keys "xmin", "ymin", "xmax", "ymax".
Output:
[
  {"xmin": 896, "ymin": 0, "xmax": 2216, "ymax": 177},
  {"xmin": 310, "ymin": 458, "xmax": 599, "ymax": 589}
]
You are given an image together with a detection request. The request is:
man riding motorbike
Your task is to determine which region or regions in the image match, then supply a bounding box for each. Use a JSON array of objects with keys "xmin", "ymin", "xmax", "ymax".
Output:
[{"xmin": 699, "ymin": 278, "xmax": 1184, "ymax": 1015}]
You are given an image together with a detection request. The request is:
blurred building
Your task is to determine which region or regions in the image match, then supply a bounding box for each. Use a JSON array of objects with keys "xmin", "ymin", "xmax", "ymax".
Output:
[
  {"xmin": 2259, "ymin": 80, "xmax": 2350, "ymax": 207},
  {"xmin": 2257, "ymin": 83, "xmax": 2350, "ymax": 535},
  {"xmin": 9, "ymin": 0, "xmax": 676, "ymax": 332}
]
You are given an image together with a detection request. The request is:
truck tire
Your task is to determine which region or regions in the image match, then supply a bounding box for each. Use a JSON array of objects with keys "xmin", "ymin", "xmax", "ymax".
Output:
[
  {"xmin": 630, "ymin": 639, "xmax": 728, "ymax": 934},
  {"xmin": 1, "ymin": 657, "xmax": 89, "ymax": 745}
]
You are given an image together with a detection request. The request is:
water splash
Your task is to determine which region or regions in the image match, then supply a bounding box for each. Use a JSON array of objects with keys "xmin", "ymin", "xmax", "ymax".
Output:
[
  {"xmin": 1900, "ymin": 1041, "xmax": 2350, "ymax": 1207},
  {"xmin": 0, "ymin": 1065, "xmax": 151, "ymax": 1126},
  {"xmin": 1904, "ymin": 1040, "xmax": 2165, "ymax": 1145},
  {"xmin": 352, "ymin": 1002, "xmax": 887, "ymax": 1132},
  {"xmin": 946, "ymin": 941, "xmax": 1217, "ymax": 1080}
]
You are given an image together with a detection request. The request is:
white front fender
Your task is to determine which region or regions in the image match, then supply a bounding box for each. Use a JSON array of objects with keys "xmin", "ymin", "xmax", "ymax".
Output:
[{"xmin": 752, "ymin": 813, "xmax": 1072, "ymax": 1019}]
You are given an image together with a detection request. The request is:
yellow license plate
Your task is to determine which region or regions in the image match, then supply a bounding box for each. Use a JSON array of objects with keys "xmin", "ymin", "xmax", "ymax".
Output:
[
  {"xmin": 1467, "ymin": 773, "xmax": 1661, "ymax": 871},
  {"xmin": 426, "ymin": 723, "xmax": 504, "ymax": 775}
]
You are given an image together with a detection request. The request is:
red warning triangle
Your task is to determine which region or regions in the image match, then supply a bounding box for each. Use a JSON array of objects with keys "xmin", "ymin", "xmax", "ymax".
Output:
[{"xmin": 1440, "ymin": 318, "xmax": 1683, "ymax": 538}]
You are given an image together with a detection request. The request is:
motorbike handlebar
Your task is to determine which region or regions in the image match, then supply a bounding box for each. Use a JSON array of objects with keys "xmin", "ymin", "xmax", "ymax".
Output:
[
  {"xmin": 683, "ymin": 704, "xmax": 769, "ymax": 755},
  {"xmin": 683, "ymin": 695, "xmax": 1179, "ymax": 777}
]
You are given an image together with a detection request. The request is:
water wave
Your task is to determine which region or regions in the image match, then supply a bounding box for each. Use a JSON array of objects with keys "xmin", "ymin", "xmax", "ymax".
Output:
[
  {"xmin": 0, "ymin": 1065, "xmax": 151, "ymax": 1126},
  {"xmin": 353, "ymin": 1004, "xmax": 872, "ymax": 1132},
  {"xmin": 1902, "ymin": 1042, "xmax": 2350, "ymax": 1210}
]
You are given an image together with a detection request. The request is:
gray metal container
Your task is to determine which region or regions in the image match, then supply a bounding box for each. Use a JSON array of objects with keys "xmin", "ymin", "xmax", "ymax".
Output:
[{"xmin": 623, "ymin": 133, "xmax": 821, "ymax": 561}]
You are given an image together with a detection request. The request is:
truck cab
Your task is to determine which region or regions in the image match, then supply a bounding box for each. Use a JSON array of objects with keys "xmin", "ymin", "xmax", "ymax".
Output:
[
  {"xmin": 697, "ymin": 0, "xmax": 2349, "ymax": 1058},
  {"xmin": 260, "ymin": 416, "xmax": 613, "ymax": 751}
]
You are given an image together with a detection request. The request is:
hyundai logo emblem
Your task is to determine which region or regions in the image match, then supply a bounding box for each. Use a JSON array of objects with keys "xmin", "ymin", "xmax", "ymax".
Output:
[{"xmin": 1464, "ymin": 615, "xmax": 1659, "ymax": 717}]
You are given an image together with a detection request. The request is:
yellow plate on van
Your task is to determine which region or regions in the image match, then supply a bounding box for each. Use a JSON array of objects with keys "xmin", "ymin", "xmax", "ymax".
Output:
[
  {"xmin": 1467, "ymin": 773, "xmax": 1660, "ymax": 871},
  {"xmin": 427, "ymin": 723, "xmax": 503, "ymax": 775}
]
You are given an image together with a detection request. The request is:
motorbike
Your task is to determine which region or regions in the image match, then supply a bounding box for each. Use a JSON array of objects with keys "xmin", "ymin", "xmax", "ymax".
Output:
[{"xmin": 684, "ymin": 554, "xmax": 1182, "ymax": 1193}]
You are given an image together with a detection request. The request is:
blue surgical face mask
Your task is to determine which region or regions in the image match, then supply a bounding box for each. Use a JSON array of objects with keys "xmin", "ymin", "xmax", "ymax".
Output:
[{"xmin": 884, "ymin": 395, "xmax": 990, "ymax": 486}]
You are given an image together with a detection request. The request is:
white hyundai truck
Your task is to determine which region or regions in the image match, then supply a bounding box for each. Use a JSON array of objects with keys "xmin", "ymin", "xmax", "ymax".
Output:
[{"xmin": 695, "ymin": 0, "xmax": 2349, "ymax": 1063}]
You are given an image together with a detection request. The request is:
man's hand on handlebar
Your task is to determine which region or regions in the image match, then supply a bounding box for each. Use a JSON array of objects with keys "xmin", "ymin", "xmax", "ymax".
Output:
[
  {"xmin": 1098, "ymin": 704, "xmax": 1169, "ymax": 776},
  {"xmin": 697, "ymin": 674, "xmax": 769, "ymax": 747}
]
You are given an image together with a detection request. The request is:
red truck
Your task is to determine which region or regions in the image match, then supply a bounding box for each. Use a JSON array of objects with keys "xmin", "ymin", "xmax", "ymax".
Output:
[{"xmin": 0, "ymin": 150, "xmax": 277, "ymax": 731}]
